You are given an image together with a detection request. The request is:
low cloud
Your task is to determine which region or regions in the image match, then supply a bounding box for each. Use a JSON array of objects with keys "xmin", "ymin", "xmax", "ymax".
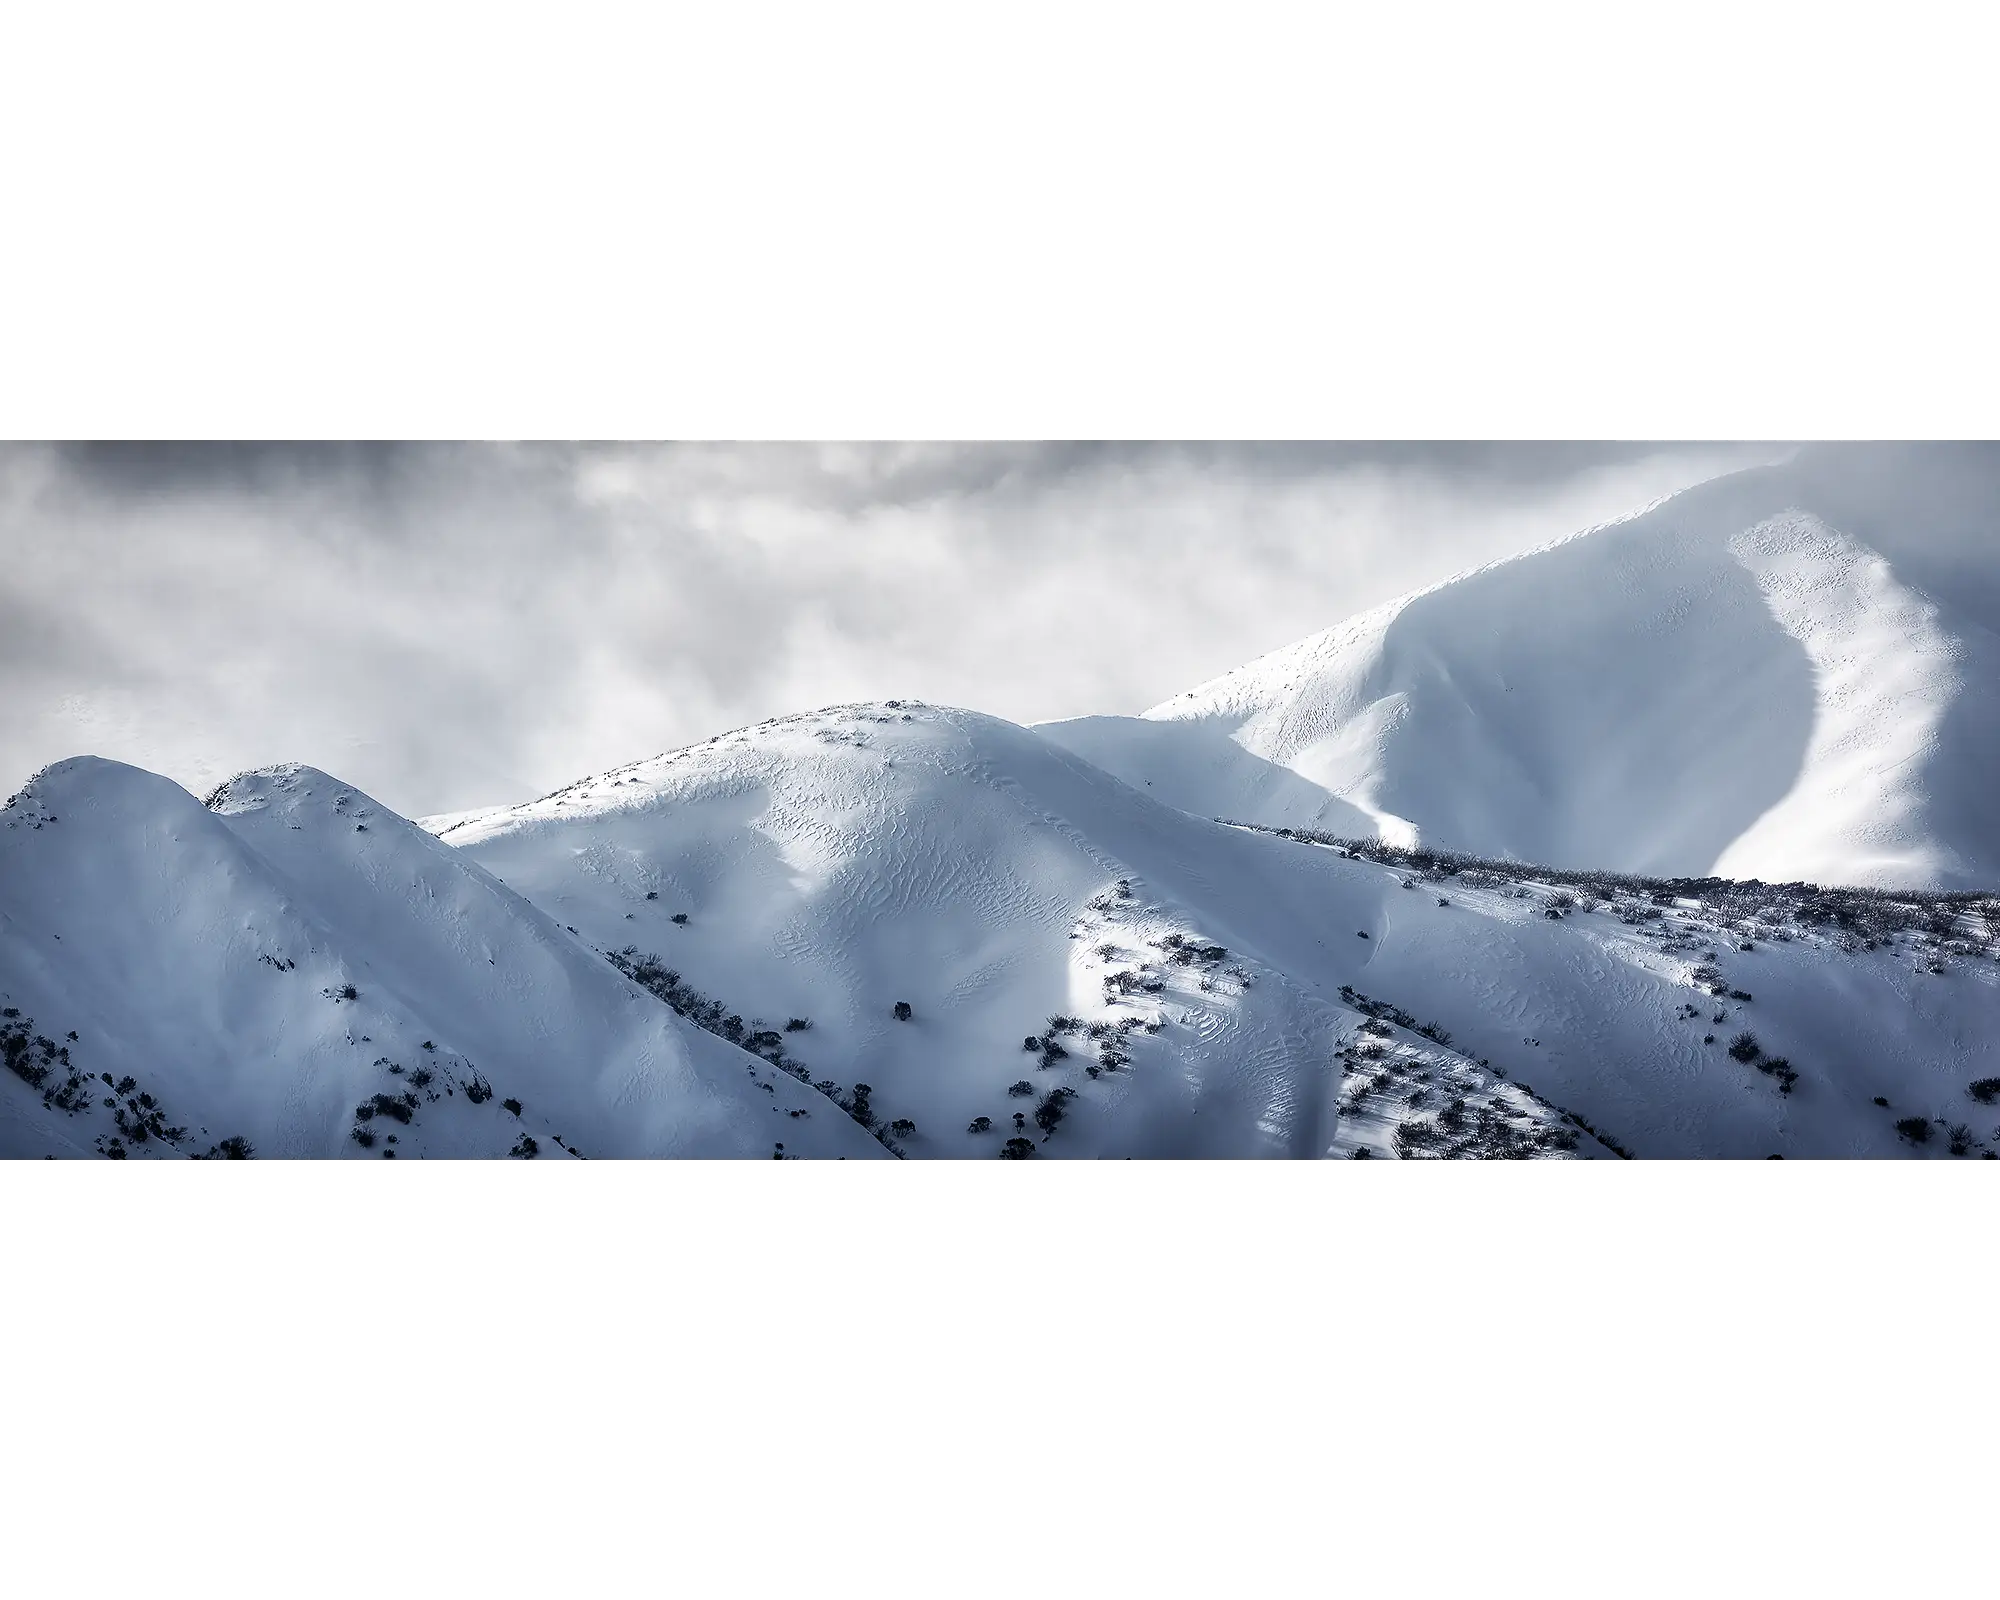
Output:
[{"xmin": 0, "ymin": 441, "xmax": 1776, "ymax": 813}]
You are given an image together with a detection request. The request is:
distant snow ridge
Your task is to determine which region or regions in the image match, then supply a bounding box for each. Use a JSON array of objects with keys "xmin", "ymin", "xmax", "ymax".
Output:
[{"xmin": 1041, "ymin": 443, "xmax": 2000, "ymax": 891}]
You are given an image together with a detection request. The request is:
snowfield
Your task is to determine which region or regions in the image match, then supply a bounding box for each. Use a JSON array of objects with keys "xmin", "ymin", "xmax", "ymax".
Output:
[{"xmin": 6, "ymin": 444, "xmax": 2000, "ymax": 1158}]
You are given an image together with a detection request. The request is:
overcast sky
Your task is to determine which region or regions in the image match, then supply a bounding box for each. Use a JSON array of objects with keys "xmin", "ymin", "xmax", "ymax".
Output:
[{"xmin": 0, "ymin": 442, "xmax": 1779, "ymax": 815}]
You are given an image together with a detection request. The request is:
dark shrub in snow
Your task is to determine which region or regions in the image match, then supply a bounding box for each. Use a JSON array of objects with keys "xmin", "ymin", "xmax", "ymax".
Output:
[
  {"xmin": 2, "ymin": 1022, "xmax": 51, "ymax": 1090},
  {"xmin": 502, "ymin": 1097, "xmax": 523, "ymax": 1117},
  {"xmin": 361, "ymin": 1093, "xmax": 413, "ymax": 1125},
  {"xmin": 999, "ymin": 1137, "xmax": 1036, "ymax": 1159},
  {"xmin": 1034, "ymin": 1086, "xmax": 1077, "ymax": 1137},
  {"xmin": 510, "ymin": 1134, "xmax": 540, "ymax": 1158},
  {"xmin": 1007, "ymin": 1080, "xmax": 1035, "ymax": 1097},
  {"xmin": 1753, "ymin": 1057, "xmax": 1799, "ymax": 1093},
  {"xmin": 1727, "ymin": 1032, "xmax": 1762, "ymax": 1063},
  {"xmin": 967, "ymin": 1116, "xmax": 993, "ymax": 1134},
  {"xmin": 1895, "ymin": 1117, "xmax": 1932, "ymax": 1144},
  {"xmin": 1967, "ymin": 1078, "xmax": 2000, "ymax": 1105},
  {"xmin": 892, "ymin": 1000, "xmax": 913, "ymax": 1021}
]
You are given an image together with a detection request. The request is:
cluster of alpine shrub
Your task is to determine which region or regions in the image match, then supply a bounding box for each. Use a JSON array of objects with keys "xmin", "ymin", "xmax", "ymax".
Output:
[
  {"xmin": 1240, "ymin": 822, "xmax": 2000, "ymax": 955},
  {"xmin": 2, "ymin": 1012, "xmax": 63, "ymax": 1091},
  {"xmin": 1884, "ymin": 1111, "xmax": 1989, "ymax": 1158},
  {"xmin": 1033, "ymin": 1086, "xmax": 1077, "ymax": 1139},
  {"xmin": 1158, "ymin": 933, "xmax": 1228, "ymax": 967},
  {"xmin": 350, "ymin": 1089, "xmax": 418, "ymax": 1150},
  {"xmin": 113, "ymin": 1090, "xmax": 188, "ymax": 1147},
  {"xmin": 5, "ymin": 1012, "xmax": 199, "ymax": 1145},
  {"xmin": 1723, "ymin": 1031, "xmax": 1797, "ymax": 1092},
  {"xmin": 606, "ymin": 947, "xmax": 818, "ymax": 1086},
  {"xmin": 355, "ymin": 1091, "xmax": 417, "ymax": 1125},
  {"xmin": 1337, "ymin": 984, "xmax": 1453, "ymax": 1048}
]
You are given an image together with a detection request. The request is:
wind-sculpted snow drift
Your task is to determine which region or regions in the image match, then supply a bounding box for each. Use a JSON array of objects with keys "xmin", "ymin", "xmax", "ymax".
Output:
[{"xmin": 6, "ymin": 444, "xmax": 2000, "ymax": 1158}]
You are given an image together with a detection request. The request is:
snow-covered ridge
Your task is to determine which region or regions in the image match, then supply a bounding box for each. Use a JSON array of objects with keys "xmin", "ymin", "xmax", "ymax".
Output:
[
  {"xmin": 1041, "ymin": 446, "xmax": 2000, "ymax": 889},
  {"xmin": 424, "ymin": 699, "xmax": 2000, "ymax": 1159},
  {"xmin": 0, "ymin": 756, "xmax": 884, "ymax": 1160}
]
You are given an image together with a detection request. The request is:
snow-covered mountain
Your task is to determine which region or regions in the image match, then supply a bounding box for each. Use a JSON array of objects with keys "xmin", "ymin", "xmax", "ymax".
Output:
[
  {"xmin": 1041, "ymin": 444, "xmax": 2000, "ymax": 890},
  {"xmin": 0, "ymin": 758, "xmax": 884, "ymax": 1159},
  {"xmin": 417, "ymin": 701, "xmax": 2000, "ymax": 1160},
  {"xmin": 7, "ymin": 444, "xmax": 2000, "ymax": 1159}
]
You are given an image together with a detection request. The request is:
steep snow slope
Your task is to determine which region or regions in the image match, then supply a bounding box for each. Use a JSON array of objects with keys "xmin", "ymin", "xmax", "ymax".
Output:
[
  {"xmin": 434, "ymin": 702, "xmax": 2000, "ymax": 1159},
  {"xmin": 1041, "ymin": 444, "xmax": 2000, "ymax": 890},
  {"xmin": 0, "ymin": 758, "xmax": 883, "ymax": 1160}
]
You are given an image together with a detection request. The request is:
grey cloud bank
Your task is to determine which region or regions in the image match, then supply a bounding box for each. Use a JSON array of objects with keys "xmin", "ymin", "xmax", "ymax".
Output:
[{"xmin": 1, "ymin": 442, "xmax": 1777, "ymax": 814}]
